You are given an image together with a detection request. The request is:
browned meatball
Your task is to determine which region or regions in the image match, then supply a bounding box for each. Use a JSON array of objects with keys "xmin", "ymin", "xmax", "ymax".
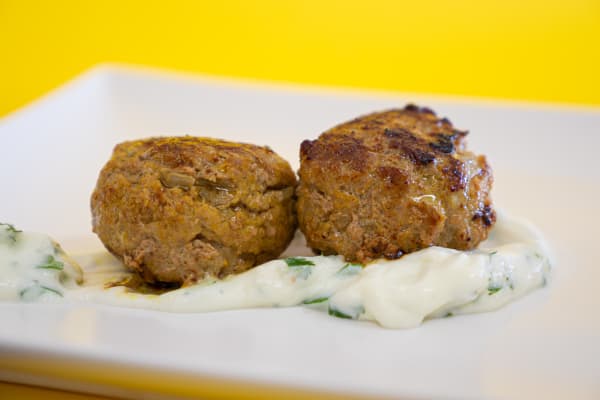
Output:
[
  {"xmin": 91, "ymin": 137, "xmax": 297, "ymax": 285},
  {"xmin": 296, "ymin": 105, "xmax": 495, "ymax": 264}
]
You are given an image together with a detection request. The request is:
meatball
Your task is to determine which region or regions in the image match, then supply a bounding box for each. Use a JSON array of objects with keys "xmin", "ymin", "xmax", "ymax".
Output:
[
  {"xmin": 296, "ymin": 105, "xmax": 495, "ymax": 264},
  {"xmin": 91, "ymin": 136, "xmax": 297, "ymax": 285}
]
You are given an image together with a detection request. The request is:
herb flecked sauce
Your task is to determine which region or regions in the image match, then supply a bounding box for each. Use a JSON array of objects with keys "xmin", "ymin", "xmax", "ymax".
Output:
[{"xmin": 0, "ymin": 214, "xmax": 552, "ymax": 329}]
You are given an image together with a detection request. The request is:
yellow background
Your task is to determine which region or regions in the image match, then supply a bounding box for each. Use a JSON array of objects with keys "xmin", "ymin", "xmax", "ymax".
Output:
[{"xmin": 1, "ymin": 0, "xmax": 599, "ymax": 117}]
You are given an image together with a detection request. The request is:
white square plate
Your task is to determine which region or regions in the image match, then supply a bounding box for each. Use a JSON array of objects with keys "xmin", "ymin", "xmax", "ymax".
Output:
[{"xmin": 1, "ymin": 65, "xmax": 599, "ymax": 399}]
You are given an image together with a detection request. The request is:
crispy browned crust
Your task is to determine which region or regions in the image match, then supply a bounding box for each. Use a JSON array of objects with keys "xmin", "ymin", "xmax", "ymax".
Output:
[
  {"xmin": 296, "ymin": 105, "xmax": 495, "ymax": 263},
  {"xmin": 91, "ymin": 136, "xmax": 297, "ymax": 285}
]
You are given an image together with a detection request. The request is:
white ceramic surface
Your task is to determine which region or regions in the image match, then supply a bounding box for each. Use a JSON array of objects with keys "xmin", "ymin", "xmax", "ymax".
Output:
[{"xmin": 1, "ymin": 65, "xmax": 599, "ymax": 399}]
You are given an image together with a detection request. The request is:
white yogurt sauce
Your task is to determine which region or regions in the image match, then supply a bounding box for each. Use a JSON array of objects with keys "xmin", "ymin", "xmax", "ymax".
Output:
[
  {"xmin": 0, "ymin": 214, "xmax": 552, "ymax": 329},
  {"xmin": 0, "ymin": 223, "xmax": 82, "ymax": 301}
]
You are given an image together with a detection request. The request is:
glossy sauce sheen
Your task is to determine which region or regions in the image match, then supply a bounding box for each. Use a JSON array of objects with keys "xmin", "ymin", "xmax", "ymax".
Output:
[{"xmin": 0, "ymin": 214, "xmax": 552, "ymax": 329}]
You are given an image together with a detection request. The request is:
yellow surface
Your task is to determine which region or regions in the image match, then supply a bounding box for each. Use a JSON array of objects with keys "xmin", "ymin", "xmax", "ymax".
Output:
[
  {"xmin": 0, "ymin": 353, "xmax": 376, "ymax": 400},
  {"xmin": 0, "ymin": 382, "xmax": 111, "ymax": 400},
  {"xmin": 1, "ymin": 0, "xmax": 599, "ymax": 117}
]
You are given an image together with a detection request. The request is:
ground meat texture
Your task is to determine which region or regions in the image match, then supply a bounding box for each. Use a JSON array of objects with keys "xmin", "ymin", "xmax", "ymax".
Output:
[
  {"xmin": 91, "ymin": 137, "xmax": 297, "ymax": 285},
  {"xmin": 296, "ymin": 105, "xmax": 495, "ymax": 264}
]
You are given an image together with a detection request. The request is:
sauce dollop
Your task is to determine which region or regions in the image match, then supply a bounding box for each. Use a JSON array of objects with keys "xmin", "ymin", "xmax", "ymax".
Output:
[{"xmin": 0, "ymin": 214, "xmax": 552, "ymax": 329}]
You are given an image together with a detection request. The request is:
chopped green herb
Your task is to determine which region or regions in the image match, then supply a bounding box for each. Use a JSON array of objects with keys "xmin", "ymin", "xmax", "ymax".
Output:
[
  {"xmin": 488, "ymin": 286, "xmax": 502, "ymax": 295},
  {"xmin": 0, "ymin": 223, "xmax": 22, "ymax": 243},
  {"xmin": 336, "ymin": 263, "xmax": 363, "ymax": 276},
  {"xmin": 303, "ymin": 296, "xmax": 329, "ymax": 305},
  {"xmin": 445, "ymin": 312, "xmax": 454, "ymax": 318},
  {"xmin": 284, "ymin": 257, "xmax": 315, "ymax": 267},
  {"xmin": 328, "ymin": 307, "xmax": 353, "ymax": 319},
  {"xmin": 36, "ymin": 255, "xmax": 64, "ymax": 270},
  {"xmin": 285, "ymin": 257, "xmax": 315, "ymax": 279},
  {"xmin": 19, "ymin": 283, "xmax": 63, "ymax": 301},
  {"xmin": 40, "ymin": 286, "xmax": 63, "ymax": 297}
]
